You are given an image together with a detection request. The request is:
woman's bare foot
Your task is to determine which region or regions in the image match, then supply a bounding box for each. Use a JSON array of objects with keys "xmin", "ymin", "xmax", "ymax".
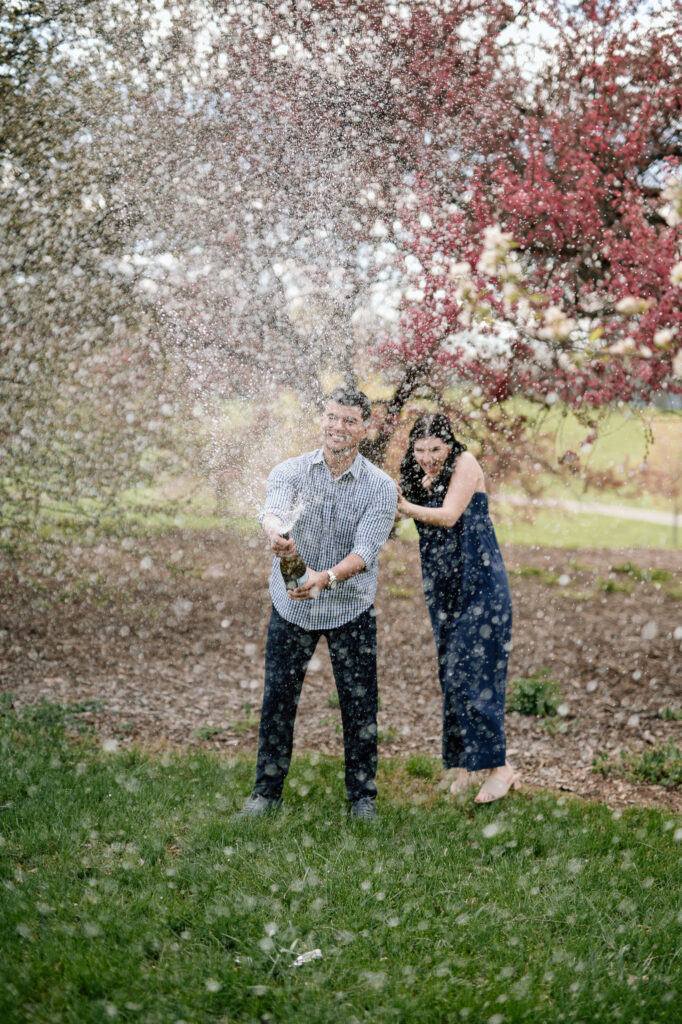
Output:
[{"xmin": 474, "ymin": 764, "xmax": 520, "ymax": 804}]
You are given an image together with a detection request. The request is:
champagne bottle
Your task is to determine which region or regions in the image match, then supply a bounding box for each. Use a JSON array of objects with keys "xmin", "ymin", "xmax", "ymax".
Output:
[{"xmin": 279, "ymin": 532, "xmax": 309, "ymax": 590}]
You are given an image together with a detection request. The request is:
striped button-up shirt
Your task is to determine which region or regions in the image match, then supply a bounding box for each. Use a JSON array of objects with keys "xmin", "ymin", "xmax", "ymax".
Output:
[{"xmin": 260, "ymin": 448, "xmax": 398, "ymax": 629}]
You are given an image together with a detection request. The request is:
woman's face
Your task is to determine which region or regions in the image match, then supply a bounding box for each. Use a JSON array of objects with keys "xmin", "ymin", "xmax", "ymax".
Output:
[{"xmin": 413, "ymin": 436, "xmax": 452, "ymax": 478}]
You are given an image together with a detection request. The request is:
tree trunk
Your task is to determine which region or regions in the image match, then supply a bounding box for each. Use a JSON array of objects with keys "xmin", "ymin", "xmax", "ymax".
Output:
[{"xmin": 359, "ymin": 365, "xmax": 433, "ymax": 466}]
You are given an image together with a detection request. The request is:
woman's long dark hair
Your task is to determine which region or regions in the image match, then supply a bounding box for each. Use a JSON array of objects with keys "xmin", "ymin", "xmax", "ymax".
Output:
[{"xmin": 400, "ymin": 413, "xmax": 467, "ymax": 503}]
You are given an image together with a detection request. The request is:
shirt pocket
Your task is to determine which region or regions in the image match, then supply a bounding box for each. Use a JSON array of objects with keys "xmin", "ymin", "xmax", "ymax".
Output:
[{"xmin": 331, "ymin": 494, "xmax": 364, "ymax": 544}]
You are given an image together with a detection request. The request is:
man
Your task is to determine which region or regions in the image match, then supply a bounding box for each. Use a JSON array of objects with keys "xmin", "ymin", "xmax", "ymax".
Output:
[{"xmin": 237, "ymin": 385, "xmax": 397, "ymax": 821}]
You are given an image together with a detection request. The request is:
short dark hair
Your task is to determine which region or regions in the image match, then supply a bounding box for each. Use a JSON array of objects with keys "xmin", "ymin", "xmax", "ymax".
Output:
[{"xmin": 324, "ymin": 386, "xmax": 372, "ymax": 422}]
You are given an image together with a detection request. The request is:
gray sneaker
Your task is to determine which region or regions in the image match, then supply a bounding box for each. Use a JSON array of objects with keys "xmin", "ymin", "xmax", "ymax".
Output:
[
  {"xmin": 350, "ymin": 797, "xmax": 377, "ymax": 822},
  {"xmin": 234, "ymin": 794, "xmax": 282, "ymax": 819}
]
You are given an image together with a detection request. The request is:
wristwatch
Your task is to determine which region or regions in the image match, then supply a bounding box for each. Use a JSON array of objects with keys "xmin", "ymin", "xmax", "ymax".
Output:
[{"xmin": 325, "ymin": 570, "xmax": 338, "ymax": 590}]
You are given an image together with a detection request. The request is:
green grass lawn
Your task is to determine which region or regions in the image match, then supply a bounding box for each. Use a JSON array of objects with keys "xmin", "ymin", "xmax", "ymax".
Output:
[
  {"xmin": 395, "ymin": 509, "xmax": 677, "ymax": 550},
  {"xmin": 1, "ymin": 701, "xmax": 681, "ymax": 1024},
  {"xmin": 479, "ymin": 401, "xmax": 681, "ymax": 528},
  {"xmin": 493, "ymin": 506, "xmax": 677, "ymax": 550}
]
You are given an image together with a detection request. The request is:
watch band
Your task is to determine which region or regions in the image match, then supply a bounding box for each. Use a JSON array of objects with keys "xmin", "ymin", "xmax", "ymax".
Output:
[{"xmin": 326, "ymin": 570, "xmax": 338, "ymax": 590}]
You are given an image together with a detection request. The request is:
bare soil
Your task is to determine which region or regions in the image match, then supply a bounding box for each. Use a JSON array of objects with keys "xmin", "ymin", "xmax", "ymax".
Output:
[{"xmin": 2, "ymin": 531, "xmax": 681, "ymax": 813}]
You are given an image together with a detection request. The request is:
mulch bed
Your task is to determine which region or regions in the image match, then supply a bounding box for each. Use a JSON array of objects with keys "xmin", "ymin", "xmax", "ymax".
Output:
[{"xmin": 2, "ymin": 530, "xmax": 681, "ymax": 813}]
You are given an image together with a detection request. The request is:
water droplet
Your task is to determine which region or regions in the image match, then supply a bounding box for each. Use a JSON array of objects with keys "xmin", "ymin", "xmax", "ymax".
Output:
[{"xmin": 641, "ymin": 620, "xmax": 658, "ymax": 640}]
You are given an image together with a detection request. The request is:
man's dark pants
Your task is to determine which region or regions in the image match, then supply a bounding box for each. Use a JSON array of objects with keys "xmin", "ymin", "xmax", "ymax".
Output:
[{"xmin": 253, "ymin": 605, "xmax": 378, "ymax": 804}]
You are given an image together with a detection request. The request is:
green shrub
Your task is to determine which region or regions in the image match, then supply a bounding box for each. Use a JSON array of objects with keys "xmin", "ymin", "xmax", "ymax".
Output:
[
  {"xmin": 621, "ymin": 741, "xmax": 682, "ymax": 788},
  {"xmin": 507, "ymin": 670, "xmax": 563, "ymax": 717}
]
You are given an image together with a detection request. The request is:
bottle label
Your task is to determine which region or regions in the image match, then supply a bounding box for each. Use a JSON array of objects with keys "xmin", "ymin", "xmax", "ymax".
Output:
[{"xmin": 284, "ymin": 570, "xmax": 309, "ymax": 590}]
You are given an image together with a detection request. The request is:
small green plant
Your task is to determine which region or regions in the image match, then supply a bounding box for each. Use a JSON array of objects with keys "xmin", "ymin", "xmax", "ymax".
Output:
[
  {"xmin": 192, "ymin": 724, "xmax": 225, "ymax": 740},
  {"xmin": 559, "ymin": 588, "xmax": 594, "ymax": 601},
  {"xmin": 404, "ymin": 753, "xmax": 438, "ymax": 779},
  {"xmin": 511, "ymin": 566, "xmax": 559, "ymax": 585},
  {"xmin": 646, "ymin": 568, "xmax": 672, "ymax": 582},
  {"xmin": 387, "ymin": 584, "xmax": 415, "ymax": 599},
  {"xmin": 542, "ymin": 716, "xmax": 577, "ymax": 735},
  {"xmin": 592, "ymin": 752, "xmax": 612, "ymax": 776},
  {"xmin": 507, "ymin": 670, "xmax": 563, "ymax": 717},
  {"xmin": 327, "ymin": 691, "xmax": 340, "ymax": 708},
  {"xmin": 598, "ymin": 578, "xmax": 634, "ymax": 594},
  {"xmin": 229, "ymin": 703, "xmax": 260, "ymax": 734},
  {"xmin": 611, "ymin": 561, "xmax": 672, "ymax": 583},
  {"xmin": 621, "ymin": 741, "xmax": 682, "ymax": 788},
  {"xmin": 659, "ymin": 706, "xmax": 682, "ymax": 721},
  {"xmin": 567, "ymin": 558, "xmax": 593, "ymax": 572},
  {"xmin": 377, "ymin": 724, "xmax": 398, "ymax": 743},
  {"xmin": 610, "ymin": 560, "xmax": 641, "ymax": 577},
  {"xmin": 166, "ymin": 560, "xmax": 203, "ymax": 580}
]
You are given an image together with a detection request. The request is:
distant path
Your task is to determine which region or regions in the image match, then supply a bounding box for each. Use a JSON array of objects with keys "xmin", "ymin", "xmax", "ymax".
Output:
[{"xmin": 498, "ymin": 493, "xmax": 679, "ymax": 527}]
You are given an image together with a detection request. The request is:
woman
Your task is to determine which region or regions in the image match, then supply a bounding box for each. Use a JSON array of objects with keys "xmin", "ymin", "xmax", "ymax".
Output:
[{"xmin": 397, "ymin": 413, "xmax": 518, "ymax": 803}]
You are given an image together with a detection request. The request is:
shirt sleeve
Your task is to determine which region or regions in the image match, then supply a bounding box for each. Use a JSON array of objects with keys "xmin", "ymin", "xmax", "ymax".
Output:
[
  {"xmin": 258, "ymin": 460, "xmax": 300, "ymax": 528},
  {"xmin": 351, "ymin": 478, "xmax": 398, "ymax": 567}
]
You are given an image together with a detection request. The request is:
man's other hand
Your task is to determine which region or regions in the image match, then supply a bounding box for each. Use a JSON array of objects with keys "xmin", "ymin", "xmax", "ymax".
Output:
[{"xmin": 288, "ymin": 569, "xmax": 328, "ymax": 600}]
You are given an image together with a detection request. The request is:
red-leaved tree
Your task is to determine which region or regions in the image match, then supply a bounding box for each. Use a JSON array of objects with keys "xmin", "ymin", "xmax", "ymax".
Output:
[{"xmin": 366, "ymin": 0, "xmax": 682, "ymax": 478}]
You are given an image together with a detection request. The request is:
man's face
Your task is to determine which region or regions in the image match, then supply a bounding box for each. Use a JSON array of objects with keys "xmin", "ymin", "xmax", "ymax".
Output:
[{"xmin": 321, "ymin": 400, "xmax": 368, "ymax": 456}]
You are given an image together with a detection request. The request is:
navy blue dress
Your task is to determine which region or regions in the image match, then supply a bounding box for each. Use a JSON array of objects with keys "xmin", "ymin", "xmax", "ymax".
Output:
[{"xmin": 415, "ymin": 491, "xmax": 512, "ymax": 771}]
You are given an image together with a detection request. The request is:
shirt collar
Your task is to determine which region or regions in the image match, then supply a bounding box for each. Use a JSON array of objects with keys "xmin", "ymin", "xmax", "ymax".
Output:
[{"xmin": 311, "ymin": 448, "xmax": 364, "ymax": 480}]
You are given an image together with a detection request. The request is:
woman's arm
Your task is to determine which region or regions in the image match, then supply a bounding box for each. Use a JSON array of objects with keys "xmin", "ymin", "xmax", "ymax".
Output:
[{"xmin": 396, "ymin": 452, "xmax": 484, "ymax": 528}]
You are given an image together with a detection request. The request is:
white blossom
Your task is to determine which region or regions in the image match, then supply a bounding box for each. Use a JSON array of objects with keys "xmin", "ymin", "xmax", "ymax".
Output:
[
  {"xmin": 447, "ymin": 260, "xmax": 471, "ymax": 280},
  {"xmin": 661, "ymin": 176, "xmax": 682, "ymax": 226},
  {"xmin": 653, "ymin": 328, "xmax": 674, "ymax": 348},
  {"xmin": 538, "ymin": 305, "xmax": 576, "ymax": 341},
  {"xmin": 607, "ymin": 337, "xmax": 636, "ymax": 355},
  {"xmin": 615, "ymin": 296, "xmax": 651, "ymax": 315}
]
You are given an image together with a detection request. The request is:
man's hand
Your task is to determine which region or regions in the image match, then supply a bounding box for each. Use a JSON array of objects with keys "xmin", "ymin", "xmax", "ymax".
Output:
[
  {"xmin": 288, "ymin": 568, "xmax": 328, "ymax": 601},
  {"xmin": 261, "ymin": 514, "xmax": 296, "ymax": 557},
  {"xmin": 267, "ymin": 531, "xmax": 296, "ymax": 557}
]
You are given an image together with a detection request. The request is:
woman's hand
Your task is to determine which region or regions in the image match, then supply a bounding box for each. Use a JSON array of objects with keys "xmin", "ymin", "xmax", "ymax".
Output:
[{"xmin": 395, "ymin": 486, "xmax": 412, "ymax": 519}]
